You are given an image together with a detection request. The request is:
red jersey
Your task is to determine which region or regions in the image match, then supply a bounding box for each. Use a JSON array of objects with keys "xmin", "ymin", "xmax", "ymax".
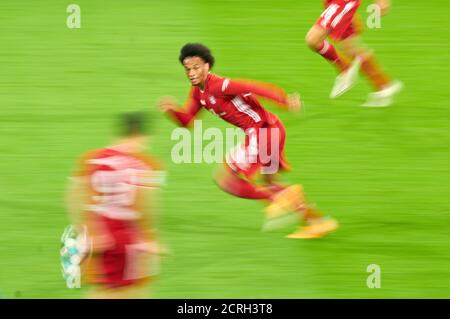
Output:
[
  {"xmin": 75, "ymin": 148, "xmax": 165, "ymax": 288},
  {"xmin": 76, "ymin": 147, "xmax": 165, "ymax": 221},
  {"xmin": 167, "ymin": 73, "xmax": 290, "ymax": 130},
  {"xmin": 324, "ymin": 0, "xmax": 360, "ymax": 4}
]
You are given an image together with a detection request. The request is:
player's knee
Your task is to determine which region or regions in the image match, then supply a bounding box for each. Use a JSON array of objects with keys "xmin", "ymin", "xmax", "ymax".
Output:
[
  {"xmin": 305, "ymin": 28, "xmax": 323, "ymax": 51},
  {"xmin": 214, "ymin": 166, "xmax": 229, "ymax": 189},
  {"xmin": 305, "ymin": 31, "xmax": 319, "ymax": 50}
]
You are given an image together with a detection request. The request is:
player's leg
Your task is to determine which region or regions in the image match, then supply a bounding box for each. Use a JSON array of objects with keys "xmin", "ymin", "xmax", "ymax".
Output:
[
  {"xmin": 87, "ymin": 282, "xmax": 150, "ymax": 299},
  {"xmin": 307, "ymin": 1, "xmax": 364, "ymax": 98},
  {"xmin": 338, "ymin": 27, "xmax": 403, "ymax": 106},
  {"xmin": 268, "ymin": 121, "xmax": 339, "ymax": 238},
  {"xmin": 257, "ymin": 123, "xmax": 309, "ymax": 226},
  {"xmin": 215, "ymin": 164, "xmax": 273, "ymax": 200},
  {"xmin": 260, "ymin": 174, "xmax": 338, "ymax": 238},
  {"xmin": 217, "ymin": 127, "xmax": 302, "ymax": 230},
  {"xmin": 257, "ymin": 121, "xmax": 338, "ymax": 235},
  {"xmin": 226, "ymin": 176, "xmax": 337, "ymax": 238},
  {"xmin": 261, "ymin": 174, "xmax": 339, "ymax": 237},
  {"xmin": 218, "ymin": 122, "xmax": 338, "ymax": 237},
  {"xmin": 322, "ymin": 1, "xmax": 364, "ymax": 98},
  {"xmin": 218, "ymin": 127, "xmax": 281, "ymax": 201},
  {"xmin": 339, "ymin": 36, "xmax": 387, "ymax": 87},
  {"xmin": 306, "ymin": 24, "xmax": 350, "ymax": 75},
  {"xmin": 215, "ymin": 164, "xmax": 305, "ymax": 231},
  {"xmin": 87, "ymin": 286, "xmax": 125, "ymax": 299},
  {"xmin": 215, "ymin": 162, "xmax": 312, "ymax": 221},
  {"xmin": 85, "ymin": 224, "xmax": 154, "ymax": 299}
]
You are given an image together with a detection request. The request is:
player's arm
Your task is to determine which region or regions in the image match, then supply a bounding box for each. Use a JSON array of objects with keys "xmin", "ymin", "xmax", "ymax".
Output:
[
  {"xmin": 66, "ymin": 171, "xmax": 113, "ymax": 253},
  {"xmin": 221, "ymin": 78, "xmax": 301, "ymax": 111},
  {"xmin": 159, "ymin": 89, "xmax": 202, "ymax": 127},
  {"xmin": 134, "ymin": 169, "xmax": 169, "ymax": 255},
  {"xmin": 65, "ymin": 175, "xmax": 99, "ymax": 259},
  {"xmin": 65, "ymin": 176, "xmax": 89, "ymax": 231}
]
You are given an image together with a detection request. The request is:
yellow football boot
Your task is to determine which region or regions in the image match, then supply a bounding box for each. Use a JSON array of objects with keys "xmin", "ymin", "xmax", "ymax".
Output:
[
  {"xmin": 262, "ymin": 185, "xmax": 304, "ymax": 231},
  {"xmin": 286, "ymin": 218, "xmax": 339, "ymax": 239}
]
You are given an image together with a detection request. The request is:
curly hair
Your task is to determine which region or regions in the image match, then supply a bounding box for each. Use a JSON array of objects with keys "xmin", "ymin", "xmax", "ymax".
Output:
[{"xmin": 179, "ymin": 43, "xmax": 215, "ymax": 68}]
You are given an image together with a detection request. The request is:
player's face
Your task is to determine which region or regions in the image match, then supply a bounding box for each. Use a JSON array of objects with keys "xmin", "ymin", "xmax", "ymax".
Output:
[{"xmin": 183, "ymin": 56, "xmax": 209, "ymax": 87}]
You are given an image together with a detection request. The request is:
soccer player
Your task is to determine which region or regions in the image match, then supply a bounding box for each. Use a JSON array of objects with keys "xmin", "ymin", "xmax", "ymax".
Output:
[
  {"xmin": 65, "ymin": 111, "xmax": 166, "ymax": 298},
  {"xmin": 306, "ymin": 0, "xmax": 402, "ymax": 106},
  {"xmin": 159, "ymin": 43, "xmax": 338, "ymax": 239}
]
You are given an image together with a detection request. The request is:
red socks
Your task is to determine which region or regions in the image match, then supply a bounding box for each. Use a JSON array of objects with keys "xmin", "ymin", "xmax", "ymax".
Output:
[
  {"xmin": 316, "ymin": 41, "xmax": 349, "ymax": 73},
  {"xmin": 360, "ymin": 55, "xmax": 391, "ymax": 91}
]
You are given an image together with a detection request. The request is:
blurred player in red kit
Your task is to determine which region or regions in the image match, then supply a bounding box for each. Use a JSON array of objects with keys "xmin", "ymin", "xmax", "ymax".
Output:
[
  {"xmin": 66, "ymin": 112, "xmax": 167, "ymax": 298},
  {"xmin": 159, "ymin": 43, "xmax": 338, "ymax": 239},
  {"xmin": 306, "ymin": 0, "xmax": 402, "ymax": 106}
]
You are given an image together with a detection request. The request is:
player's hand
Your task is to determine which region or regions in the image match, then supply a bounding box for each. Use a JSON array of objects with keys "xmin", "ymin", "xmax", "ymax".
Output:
[
  {"xmin": 142, "ymin": 241, "xmax": 171, "ymax": 256},
  {"xmin": 287, "ymin": 92, "xmax": 301, "ymax": 112},
  {"xmin": 158, "ymin": 96, "xmax": 178, "ymax": 112},
  {"xmin": 156, "ymin": 243, "xmax": 171, "ymax": 256},
  {"xmin": 375, "ymin": 0, "xmax": 391, "ymax": 16}
]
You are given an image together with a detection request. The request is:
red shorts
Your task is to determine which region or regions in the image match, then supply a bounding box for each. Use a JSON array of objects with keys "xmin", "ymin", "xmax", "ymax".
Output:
[
  {"xmin": 85, "ymin": 214, "xmax": 156, "ymax": 288},
  {"xmin": 226, "ymin": 120, "xmax": 290, "ymax": 178},
  {"xmin": 316, "ymin": 0, "xmax": 362, "ymax": 41}
]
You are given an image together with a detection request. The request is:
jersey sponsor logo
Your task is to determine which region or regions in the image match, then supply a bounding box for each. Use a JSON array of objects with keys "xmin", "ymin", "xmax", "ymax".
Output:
[{"xmin": 209, "ymin": 96, "xmax": 217, "ymax": 105}]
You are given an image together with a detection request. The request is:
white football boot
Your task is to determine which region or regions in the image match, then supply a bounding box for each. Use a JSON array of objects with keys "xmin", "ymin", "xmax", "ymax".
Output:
[
  {"xmin": 330, "ymin": 56, "xmax": 362, "ymax": 98},
  {"xmin": 362, "ymin": 80, "xmax": 404, "ymax": 107}
]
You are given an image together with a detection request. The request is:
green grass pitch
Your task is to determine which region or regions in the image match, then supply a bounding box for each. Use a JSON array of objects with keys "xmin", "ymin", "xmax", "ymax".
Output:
[{"xmin": 0, "ymin": 0, "xmax": 449, "ymax": 298}]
